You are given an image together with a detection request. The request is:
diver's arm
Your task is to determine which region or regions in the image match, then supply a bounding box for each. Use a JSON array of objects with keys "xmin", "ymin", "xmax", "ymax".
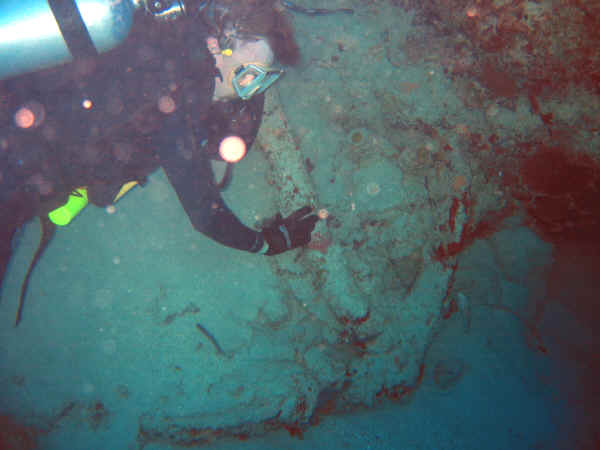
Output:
[
  {"xmin": 162, "ymin": 154, "xmax": 266, "ymax": 252},
  {"xmin": 155, "ymin": 115, "xmax": 265, "ymax": 253},
  {"xmin": 155, "ymin": 118, "xmax": 319, "ymax": 255}
]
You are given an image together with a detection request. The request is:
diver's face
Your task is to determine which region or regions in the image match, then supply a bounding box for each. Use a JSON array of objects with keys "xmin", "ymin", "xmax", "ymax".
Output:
[{"xmin": 210, "ymin": 37, "xmax": 275, "ymax": 101}]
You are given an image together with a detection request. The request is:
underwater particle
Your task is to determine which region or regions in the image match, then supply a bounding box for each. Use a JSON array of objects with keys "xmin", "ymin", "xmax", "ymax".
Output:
[
  {"xmin": 15, "ymin": 101, "xmax": 45, "ymax": 128},
  {"xmin": 105, "ymin": 205, "xmax": 116, "ymax": 214},
  {"xmin": 366, "ymin": 182, "xmax": 381, "ymax": 196},
  {"xmin": 112, "ymin": 256, "xmax": 121, "ymax": 265},
  {"xmin": 465, "ymin": 6, "xmax": 479, "ymax": 18},
  {"xmin": 14, "ymin": 107, "xmax": 34, "ymax": 128},
  {"xmin": 351, "ymin": 130, "xmax": 363, "ymax": 144},
  {"xmin": 158, "ymin": 95, "xmax": 176, "ymax": 114},
  {"xmin": 82, "ymin": 98, "xmax": 93, "ymax": 109},
  {"xmin": 318, "ymin": 208, "xmax": 329, "ymax": 220},
  {"xmin": 486, "ymin": 103, "xmax": 499, "ymax": 118},
  {"xmin": 219, "ymin": 136, "xmax": 246, "ymax": 163},
  {"xmin": 348, "ymin": 128, "xmax": 369, "ymax": 146}
]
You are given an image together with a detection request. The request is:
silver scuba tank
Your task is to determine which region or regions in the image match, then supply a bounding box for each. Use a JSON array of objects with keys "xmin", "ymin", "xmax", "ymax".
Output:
[{"xmin": 0, "ymin": 0, "xmax": 185, "ymax": 81}]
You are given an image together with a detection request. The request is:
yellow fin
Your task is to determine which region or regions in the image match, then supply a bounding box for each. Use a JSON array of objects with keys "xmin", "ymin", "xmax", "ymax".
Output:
[{"xmin": 113, "ymin": 181, "xmax": 138, "ymax": 203}]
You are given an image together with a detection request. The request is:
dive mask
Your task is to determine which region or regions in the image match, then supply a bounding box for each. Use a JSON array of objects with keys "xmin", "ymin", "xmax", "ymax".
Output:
[{"xmin": 232, "ymin": 64, "xmax": 284, "ymax": 100}]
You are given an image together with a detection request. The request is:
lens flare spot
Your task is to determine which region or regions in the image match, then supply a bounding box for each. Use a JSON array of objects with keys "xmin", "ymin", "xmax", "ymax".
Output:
[
  {"xmin": 318, "ymin": 208, "xmax": 329, "ymax": 220},
  {"xmin": 158, "ymin": 95, "xmax": 176, "ymax": 114},
  {"xmin": 15, "ymin": 108, "xmax": 35, "ymax": 128},
  {"xmin": 14, "ymin": 101, "xmax": 45, "ymax": 129},
  {"xmin": 465, "ymin": 7, "xmax": 479, "ymax": 18},
  {"xmin": 366, "ymin": 182, "xmax": 381, "ymax": 196},
  {"xmin": 219, "ymin": 136, "xmax": 246, "ymax": 163}
]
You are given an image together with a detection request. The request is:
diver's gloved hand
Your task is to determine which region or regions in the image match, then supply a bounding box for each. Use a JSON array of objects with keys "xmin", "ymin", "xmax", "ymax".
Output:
[{"xmin": 262, "ymin": 206, "xmax": 319, "ymax": 255}]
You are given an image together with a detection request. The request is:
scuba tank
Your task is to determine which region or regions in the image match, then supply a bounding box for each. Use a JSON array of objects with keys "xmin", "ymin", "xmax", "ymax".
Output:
[{"xmin": 0, "ymin": 0, "xmax": 186, "ymax": 80}]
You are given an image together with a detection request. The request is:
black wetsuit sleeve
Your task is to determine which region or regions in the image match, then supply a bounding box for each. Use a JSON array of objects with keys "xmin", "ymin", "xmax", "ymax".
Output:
[{"xmin": 155, "ymin": 114, "xmax": 265, "ymax": 253}]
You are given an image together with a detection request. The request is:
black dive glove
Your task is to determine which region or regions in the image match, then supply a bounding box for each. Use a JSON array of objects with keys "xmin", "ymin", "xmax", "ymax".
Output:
[{"xmin": 262, "ymin": 206, "xmax": 319, "ymax": 255}]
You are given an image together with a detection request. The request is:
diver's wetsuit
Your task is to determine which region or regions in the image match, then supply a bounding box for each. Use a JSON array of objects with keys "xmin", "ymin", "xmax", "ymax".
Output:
[{"xmin": 0, "ymin": 13, "xmax": 265, "ymax": 286}]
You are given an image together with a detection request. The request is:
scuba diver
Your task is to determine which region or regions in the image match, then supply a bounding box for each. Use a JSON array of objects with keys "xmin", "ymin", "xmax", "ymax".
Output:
[{"xmin": 0, "ymin": 0, "xmax": 318, "ymax": 325}]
